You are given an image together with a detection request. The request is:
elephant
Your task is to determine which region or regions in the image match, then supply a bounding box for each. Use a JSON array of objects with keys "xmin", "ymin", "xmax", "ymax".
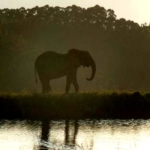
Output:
[{"xmin": 35, "ymin": 49, "xmax": 96, "ymax": 93}]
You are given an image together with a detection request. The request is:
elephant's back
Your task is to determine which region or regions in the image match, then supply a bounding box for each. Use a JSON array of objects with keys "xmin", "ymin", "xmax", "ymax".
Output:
[
  {"xmin": 35, "ymin": 51, "xmax": 67, "ymax": 72},
  {"xmin": 37, "ymin": 51, "xmax": 63, "ymax": 60},
  {"xmin": 36, "ymin": 51, "xmax": 66, "ymax": 63}
]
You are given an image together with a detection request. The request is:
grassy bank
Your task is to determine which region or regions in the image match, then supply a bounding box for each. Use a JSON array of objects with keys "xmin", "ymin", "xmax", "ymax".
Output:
[{"xmin": 0, "ymin": 92, "xmax": 150, "ymax": 120}]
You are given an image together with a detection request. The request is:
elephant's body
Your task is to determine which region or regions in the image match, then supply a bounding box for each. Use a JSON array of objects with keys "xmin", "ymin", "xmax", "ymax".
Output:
[
  {"xmin": 36, "ymin": 51, "xmax": 68, "ymax": 79},
  {"xmin": 35, "ymin": 49, "xmax": 96, "ymax": 93}
]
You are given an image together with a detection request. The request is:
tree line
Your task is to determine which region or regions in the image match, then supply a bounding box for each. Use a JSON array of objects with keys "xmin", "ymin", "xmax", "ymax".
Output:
[{"xmin": 0, "ymin": 5, "xmax": 150, "ymax": 92}]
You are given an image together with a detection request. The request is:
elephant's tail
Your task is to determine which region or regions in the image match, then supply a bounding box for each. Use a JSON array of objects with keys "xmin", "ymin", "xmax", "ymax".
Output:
[{"xmin": 35, "ymin": 62, "xmax": 37, "ymax": 84}]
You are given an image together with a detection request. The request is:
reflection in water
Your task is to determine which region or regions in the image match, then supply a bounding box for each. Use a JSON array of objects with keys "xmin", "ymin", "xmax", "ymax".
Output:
[
  {"xmin": 65, "ymin": 120, "xmax": 69, "ymax": 145},
  {"xmin": 65, "ymin": 120, "xmax": 79, "ymax": 146},
  {"xmin": 1, "ymin": 120, "xmax": 150, "ymax": 149},
  {"xmin": 40, "ymin": 120, "xmax": 50, "ymax": 150},
  {"xmin": 40, "ymin": 119, "xmax": 79, "ymax": 149}
]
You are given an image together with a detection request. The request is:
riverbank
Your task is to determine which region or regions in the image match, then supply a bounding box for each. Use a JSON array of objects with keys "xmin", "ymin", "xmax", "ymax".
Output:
[{"xmin": 0, "ymin": 92, "xmax": 150, "ymax": 120}]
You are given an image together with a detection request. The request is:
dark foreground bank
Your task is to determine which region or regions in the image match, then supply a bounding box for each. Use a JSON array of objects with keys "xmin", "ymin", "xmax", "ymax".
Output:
[{"xmin": 0, "ymin": 92, "xmax": 150, "ymax": 120}]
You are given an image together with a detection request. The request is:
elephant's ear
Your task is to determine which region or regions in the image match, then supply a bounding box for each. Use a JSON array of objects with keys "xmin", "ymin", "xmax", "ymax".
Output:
[{"xmin": 68, "ymin": 49, "xmax": 81, "ymax": 67}]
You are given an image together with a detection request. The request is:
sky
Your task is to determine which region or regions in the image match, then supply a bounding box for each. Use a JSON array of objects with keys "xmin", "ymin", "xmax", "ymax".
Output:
[{"xmin": 0, "ymin": 0, "xmax": 150, "ymax": 25}]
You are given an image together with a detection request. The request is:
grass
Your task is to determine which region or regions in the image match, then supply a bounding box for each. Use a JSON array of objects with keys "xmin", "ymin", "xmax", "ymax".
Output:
[{"xmin": 0, "ymin": 91, "xmax": 150, "ymax": 120}]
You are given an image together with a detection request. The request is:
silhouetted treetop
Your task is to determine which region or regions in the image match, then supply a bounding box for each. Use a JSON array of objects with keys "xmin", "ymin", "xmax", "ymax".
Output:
[
  {"xmin": 1, "ymin": 4, "xmax": 148, "ymax": 37},
  {"xmin": 0, "ymin": 5, "xmax": 138, "ymax": 29}
]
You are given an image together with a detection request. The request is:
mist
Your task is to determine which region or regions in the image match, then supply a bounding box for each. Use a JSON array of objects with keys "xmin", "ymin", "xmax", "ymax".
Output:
[{"xmin": 0, "ymin": 5, "xmax": 150, "ymax": 92}]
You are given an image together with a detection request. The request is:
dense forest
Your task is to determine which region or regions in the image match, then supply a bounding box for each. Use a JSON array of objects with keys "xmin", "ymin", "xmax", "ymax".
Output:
[{"xmin": 0, "ymin": 5, "xmax": 150, "ymax": 92}]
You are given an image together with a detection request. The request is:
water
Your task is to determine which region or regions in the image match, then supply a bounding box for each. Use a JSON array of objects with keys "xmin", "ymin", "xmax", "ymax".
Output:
[{"xmin": 0, "ymin": 119, "xmax": 150, "ymax": 150}]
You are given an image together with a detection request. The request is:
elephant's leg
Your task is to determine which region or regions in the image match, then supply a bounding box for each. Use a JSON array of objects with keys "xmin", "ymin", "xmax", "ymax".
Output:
[
  {"xmin": 72, "ymin": 80, "xmax": 79, "ymax": 93},
  {"xmin": 72, "ymin": 70, "xmax": 79, "ymax": 93},
  {"xmin": 41, "ymin": 79, "xmax": 51, "ymax": 93},
  {"xmin": 66, "ymin": 69, "xmax": 79, "ymax": 93},
  {"xmin": 65, "ymin": 76, "xmax": 72, "ymax": 93}
]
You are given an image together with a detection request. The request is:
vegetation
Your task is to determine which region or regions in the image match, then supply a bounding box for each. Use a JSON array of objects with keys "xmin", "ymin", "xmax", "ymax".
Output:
[
  {"xmin": 0, "ymin": 5, "xmax": 150, "ymax": 92},
  {"xmin": 0, "ymin": 92, "xmax": 150, "ymax": 120}
]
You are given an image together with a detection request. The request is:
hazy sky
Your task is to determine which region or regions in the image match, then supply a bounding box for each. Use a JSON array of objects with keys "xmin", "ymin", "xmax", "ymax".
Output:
[{"xmin": 0, "ymin": 0, "xmax": 150, "ymax": 25}]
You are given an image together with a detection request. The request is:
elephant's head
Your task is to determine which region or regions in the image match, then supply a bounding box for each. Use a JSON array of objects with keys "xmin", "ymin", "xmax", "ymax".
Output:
[{"xmin": 68, "ymin": 49, "xmax": 96, "ymax": 81}]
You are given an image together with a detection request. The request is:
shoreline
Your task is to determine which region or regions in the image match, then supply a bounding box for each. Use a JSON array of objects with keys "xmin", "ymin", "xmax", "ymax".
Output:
[{"xmin": 0, "ymin": 92, "xmax": 150, "ymax": 120}]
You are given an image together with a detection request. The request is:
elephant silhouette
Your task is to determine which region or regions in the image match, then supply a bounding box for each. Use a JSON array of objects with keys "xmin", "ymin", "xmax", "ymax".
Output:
[{"xmin": 35, "ymin": 49, "xmax": 96, "ymax": 93}]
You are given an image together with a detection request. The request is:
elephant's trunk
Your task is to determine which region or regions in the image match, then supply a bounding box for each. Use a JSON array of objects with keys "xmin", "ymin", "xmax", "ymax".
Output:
[{"xmin": 86, "ymin": 58, "xmax": 96, "ymax": 81}]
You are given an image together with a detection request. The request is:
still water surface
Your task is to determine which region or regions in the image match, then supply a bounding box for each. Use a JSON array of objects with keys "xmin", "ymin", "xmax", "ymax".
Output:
[{"xmin": 0, "ymin": 119, "xmax": 150, "ymax": 150}]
